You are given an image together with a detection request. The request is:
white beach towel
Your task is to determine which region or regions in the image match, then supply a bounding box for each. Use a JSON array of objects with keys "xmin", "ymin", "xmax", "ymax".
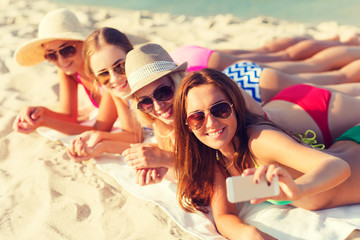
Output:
[{"xmin": 37, "ymin": 127, "xmax": 360, "ymax": 240}]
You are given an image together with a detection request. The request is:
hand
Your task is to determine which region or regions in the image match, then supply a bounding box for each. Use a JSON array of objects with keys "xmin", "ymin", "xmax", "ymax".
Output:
[
  {"xmin": 242, "ymin": 164, "xmax": 301, "ymax": 204},
  {"xmin": 135, "ymin": 167, "xmax": 169, "ymax": 186},
  {"xmin": 67, "ymin": 131, "xmax": 103, "ymax": 162},
  {"xmin": 13, "ymin": 106, "xmax": 45, "ymax": 134},
  {"xmin": 122, "ymin": 143, "xmax": 173, "ymax": 169}
]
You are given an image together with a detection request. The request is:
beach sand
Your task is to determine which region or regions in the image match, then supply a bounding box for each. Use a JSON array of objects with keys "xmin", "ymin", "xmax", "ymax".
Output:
[{"xmin": 1, "ymin": 0, "xmax": 360, "ymax": 239}]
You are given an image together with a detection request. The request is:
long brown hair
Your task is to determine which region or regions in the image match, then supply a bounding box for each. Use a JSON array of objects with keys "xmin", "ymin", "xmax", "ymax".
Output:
[{"xmin": 174, "ymin": 68, "xmax": 284, "ymax": 213}]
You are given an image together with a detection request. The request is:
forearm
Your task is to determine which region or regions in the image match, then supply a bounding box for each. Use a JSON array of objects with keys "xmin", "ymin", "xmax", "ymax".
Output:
[
  {"xmin": 295, "ymin": 159, "xmax": 351, "ymax": 199},
  {"xmin": 215, "ymin": 214, "xmax": 272, "ymax": 240},
  {"xmin": 42, "ymin": 110, "xmax": 95, "ymax": 135},
  {"xmin": 95, "ymin": 129, "xmax": 143, "ymax": 144},
  {"xmin": 96, "ymin": 140, "xmax": 132, "ymax": 156}
]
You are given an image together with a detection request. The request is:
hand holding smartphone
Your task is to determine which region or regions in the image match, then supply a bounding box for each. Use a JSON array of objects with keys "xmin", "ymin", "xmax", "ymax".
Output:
[{"xmin": 226, "ymin": 174, "xmax": 280, "ymax": 203}]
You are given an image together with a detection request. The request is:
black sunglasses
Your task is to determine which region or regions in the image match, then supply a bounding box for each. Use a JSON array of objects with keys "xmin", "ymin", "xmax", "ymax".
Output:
[
  {"xmin": 44, "ymin": 44, "xmax": 77, "ymax": 62},
  {"xmin": 95, "ymin": 59, "xmax": 126, "ymax": 86},
  {"xmin": 186, "ymin": 101, "xmax": 234, "ymax": 130},
  {"xmin": 137, "ymin": 85, "xmax": 174, "ymax": 113}
]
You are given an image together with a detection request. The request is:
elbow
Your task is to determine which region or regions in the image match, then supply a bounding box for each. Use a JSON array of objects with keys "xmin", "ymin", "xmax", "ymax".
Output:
[{"xmin": 339, "ymin": 159, "xmax": 351, "ymax": 181}]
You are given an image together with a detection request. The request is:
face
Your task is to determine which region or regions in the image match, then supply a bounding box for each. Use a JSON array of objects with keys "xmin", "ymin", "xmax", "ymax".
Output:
[
  {"xmin": 90, "ymin": 44, "xmax": 129, "ymax": 98},
  {"xmin": 43, "ymin": 40, "xmax": 83, "ymax": 75},
  {"xmin": 186, "ymin": 84, "xmax": 237, "ymax": 153},
  {"xmin": 135, "ymin": 75, "xmax": 175, "ymax": 125}
]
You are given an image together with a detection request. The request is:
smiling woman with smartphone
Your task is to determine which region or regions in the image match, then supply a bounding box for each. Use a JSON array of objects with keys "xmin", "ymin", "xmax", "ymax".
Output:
[{"xmin": 173, "ymin": 68, "xmax": 360, "ymax": 240}]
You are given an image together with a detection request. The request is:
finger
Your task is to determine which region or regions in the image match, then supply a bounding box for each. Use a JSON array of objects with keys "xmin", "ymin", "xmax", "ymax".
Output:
[
  {"xmin": 12, "ymin": 115, "xmax": 21, "ymax": 130},
  {"xmin": 30, "ymin": 108, "xmax": 40, "ymax": 120},
  {"xmin": 123, "ymin": 152, "xmax": 140, "ymax": 162},
  {"xmin": 23, "ymin": 109, "xmax": 36, "ymax": 126},
  {"xmin": 137, "ymin": 169, "xmax": 147, "ymax": 186},
  {"xmin": 265, "ymin": 164, "xmax": 278, "ymax": 184},
  {"xmin": 253, "ymin": 165, "xmax": 268, "ymax": 184},
  {"xmin": 250, "ymin": 198, "xmax": 267, "ymax": 205},
  {"xmin": 130, "ymin": 143, "xmax": 142, "ymax": 148},
  {"xmin": 67, "ymin": 149, "xmax": 91, "ymax": 162},
  {"xmin": 153, "ymin": 169, "xmax": 162, "ymax": 183},
  {"xmin": 242, "ymin": 168, "xmax": 256, "ymax": 176},
  {"xmin": 122, "ymin": 148, "xmax": 139, "ymax": 158},
  {"xmin": 145, "ymin": 169, "xmax": 155, "ymax": 185}
]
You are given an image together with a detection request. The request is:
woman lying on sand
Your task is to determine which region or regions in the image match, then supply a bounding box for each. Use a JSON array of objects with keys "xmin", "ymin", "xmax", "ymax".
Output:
[
  {"xmin": 171, "ymin": 45, "xmax": 360, "ymax": 103},
  {"xmin": 13, "ymin": 10, "xmax": 141, "ymax": 146},
  {"xmin": 173, "ymin": 68, "xmax": 360, "ymax": 240},
  {"xmin": 212, "ymin": 33, "xmax": 359, "ymax": 62}
]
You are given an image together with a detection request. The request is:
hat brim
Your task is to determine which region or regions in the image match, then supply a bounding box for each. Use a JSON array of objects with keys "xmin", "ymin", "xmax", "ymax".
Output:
[
  {"xmin": 123, "ymin": 61, "xmax": 188, "ymax": 99},
  {"xmin": 14, "ymin": 32, "xmax": 86, "ymax": 66}
]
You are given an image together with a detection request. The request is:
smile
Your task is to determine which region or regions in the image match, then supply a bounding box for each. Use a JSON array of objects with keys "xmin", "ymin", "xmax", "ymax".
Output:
[
  {"xmin": 206, "ymin": 128, "xmax": 224, "ymax": 136},
  {"xmin": 157, "ymin": 105, "xmax": 173, "ymax": 119}
]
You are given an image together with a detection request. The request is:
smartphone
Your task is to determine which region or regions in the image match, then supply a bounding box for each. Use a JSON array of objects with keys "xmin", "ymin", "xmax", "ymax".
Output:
[{"xmin": 226, "ymin": 175, "xmax": 280, "ymax": 203}]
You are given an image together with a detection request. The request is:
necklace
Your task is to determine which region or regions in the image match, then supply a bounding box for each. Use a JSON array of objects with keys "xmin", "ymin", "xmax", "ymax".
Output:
[{"xmin": 216, "ymin": 150, "xmax": 234, "ymax": 171}]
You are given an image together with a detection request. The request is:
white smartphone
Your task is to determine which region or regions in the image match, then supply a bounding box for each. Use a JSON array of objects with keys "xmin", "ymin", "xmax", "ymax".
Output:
[{"xmin": 226, "ymin": 175, "xmax": 280, "ymax": 203}]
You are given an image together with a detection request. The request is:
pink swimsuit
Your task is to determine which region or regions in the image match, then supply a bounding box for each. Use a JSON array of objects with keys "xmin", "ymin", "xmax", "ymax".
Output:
[
  {"xmin": 170, "ymin": 45, "xmax": 214, "ymax": 72},
  {"xmin": 270, "ymin": 84, "xmax": 332, "ymax": 147},
  {"xmin": 77, "ymin": 73, "xmax": 100, "ymax": 108}
]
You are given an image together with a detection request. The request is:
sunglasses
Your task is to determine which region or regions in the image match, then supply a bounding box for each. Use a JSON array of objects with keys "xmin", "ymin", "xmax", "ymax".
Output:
[
  {"xmin": 95, "ymin": 59, "xmax": 126, "ymax": 86},
  {"xmin": 186, "ymin": 101, "xmax": 234, "ymax": 130},
  {"xmin": 137, "ymin": 85, "xmax": 174, "ymax": 113},
  {"xmin": 44, "ymin": 44, "xmax": 77, "ymax": 62}
]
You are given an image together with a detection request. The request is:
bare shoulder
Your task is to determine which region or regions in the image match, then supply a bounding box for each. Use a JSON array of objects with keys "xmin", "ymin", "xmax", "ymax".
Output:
[{"xmin": 247, "ymin": 124, "xmax": 300, "ymax": 154}]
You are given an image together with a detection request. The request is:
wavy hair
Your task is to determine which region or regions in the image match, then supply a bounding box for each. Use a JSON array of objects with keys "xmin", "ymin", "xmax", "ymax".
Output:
[{"xmin": 173, "ymin": 68, "xmax": 279, "ymax": 213}]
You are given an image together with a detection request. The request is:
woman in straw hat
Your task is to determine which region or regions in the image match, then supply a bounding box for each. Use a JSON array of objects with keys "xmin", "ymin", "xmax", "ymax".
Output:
[
  {"xmin": 67, "ymin": 27, "xmax": 143, "ymax": 162},
  {"xmin": 12, "ymin": 8, "xmax": 118, "ymax": 136},
  {"xmin": 119, "ymin": 43, "xmax": 188, "ymax": 185}
]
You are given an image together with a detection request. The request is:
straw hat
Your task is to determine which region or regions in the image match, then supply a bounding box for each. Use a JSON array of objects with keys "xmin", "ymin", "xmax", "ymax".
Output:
[
  {"xmin": 124, "ymin": 43, "xmax": 187, "ymax": 99},
  {"xmin": 14, "ymin": 8, "xmax": 88, "ymax": 66}
]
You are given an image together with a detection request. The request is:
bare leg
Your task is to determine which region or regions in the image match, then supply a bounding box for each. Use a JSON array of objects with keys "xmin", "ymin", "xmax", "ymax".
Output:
[
  {"xmin": 259, "ymin": 66, "xmax": 360, "ymax": 103},
  {"xmin": 260, "ymin": 46, "xmax": 360, "ymax": 74},
  {"xmin": 219, "ymin": 36, "xmax": 310, "ymax": 55},
  {"xmin": 296, "ymin": 59, "xmax": 360, "ymax": 84},
  {"xmin": 217, "ymin": 35, "xmax": 359, "ymax": 62}
]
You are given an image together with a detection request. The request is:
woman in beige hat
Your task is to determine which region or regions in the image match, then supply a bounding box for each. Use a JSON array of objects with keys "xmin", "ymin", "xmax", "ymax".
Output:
[
  {"xmin": 117, "ymin": 43, "xmax": 188, "ymax": 185},
  {"xmin": 67, "ymin": 27, "xmax": 143, "ymax": 162},
  {"xmin": 12, "ymin": 9, "xmax": 117, "ymax": 136}
]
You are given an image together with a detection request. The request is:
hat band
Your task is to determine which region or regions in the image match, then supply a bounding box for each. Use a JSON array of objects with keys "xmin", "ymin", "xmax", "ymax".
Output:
[{"xmin": 128, "ymin": 61, "xmax": 178, "ymax": 87}]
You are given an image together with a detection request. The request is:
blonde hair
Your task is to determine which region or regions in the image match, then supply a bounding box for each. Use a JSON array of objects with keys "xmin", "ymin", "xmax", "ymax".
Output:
[
  {"xmin": 82, "ymin": 27, "xmax": 133, "ymax": 79},
  {"xmin": 133, "ymin": 71, "xmax": 186, "ymax": 151}
]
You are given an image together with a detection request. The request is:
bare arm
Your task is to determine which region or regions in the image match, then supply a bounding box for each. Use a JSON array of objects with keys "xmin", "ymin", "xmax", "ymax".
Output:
[
  {"xmin": 211, "ymin": 165, "xmax": 276, "ymax": 240},
  {"xmin": 247, "ymin": 126, "xmax": 351, "ymax": 203}
]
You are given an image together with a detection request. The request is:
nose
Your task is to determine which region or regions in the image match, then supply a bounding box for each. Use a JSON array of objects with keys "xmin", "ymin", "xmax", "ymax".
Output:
[
  {"xmin": 205, "ymin": 112, "xmax": 219, "ymax": 129},
  {"xmin": 57, "ymin": 53, "xmax": 67, "ymax": 65},
  {"xmin": 109, "ymin": 69, "xmax": 124, "ymax": 84},
  {"xmin": 153, "ymin": 98, "xmax": 165, "ymax": 112}
]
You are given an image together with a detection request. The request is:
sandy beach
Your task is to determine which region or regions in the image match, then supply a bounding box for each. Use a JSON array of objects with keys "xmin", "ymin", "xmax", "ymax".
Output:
[{"xmin": 1, "ymin": 0, "xmax": 360, "ymax": 239}]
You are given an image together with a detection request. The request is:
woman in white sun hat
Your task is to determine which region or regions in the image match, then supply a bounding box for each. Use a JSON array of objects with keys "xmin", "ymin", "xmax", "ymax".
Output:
[
  {"xmin": 12, "ymin": 8, "xmax": 117, "ymax": 136},
  {"xmin": 121, "ymin": 43, "xmax": 187, "ymax": 186}
]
